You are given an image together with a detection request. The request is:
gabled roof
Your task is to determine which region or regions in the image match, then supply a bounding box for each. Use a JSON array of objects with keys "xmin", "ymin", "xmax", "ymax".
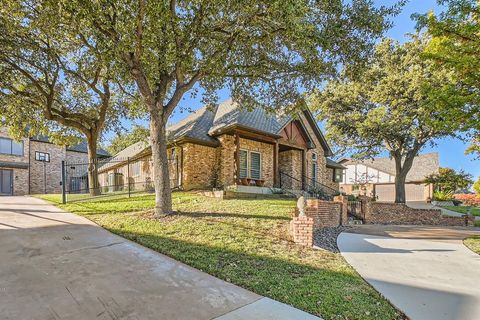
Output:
[
  {"xmin": 339, "ymin": 152, "xmax": 439, "ymax": 181},
  {"xmin": 30, "ymin": 135, "xmax": 110, "ymax": 157},
  {"xmin": 208, "ymin": 99, "xmax": 289, "ymax": 137},
  {"xmin": 109, "ymin": 99, "xmax": 332, "ymax": 160},
  {"xmin": 167, "ymin": 106, "xmax": 219, "ymax": 146}
]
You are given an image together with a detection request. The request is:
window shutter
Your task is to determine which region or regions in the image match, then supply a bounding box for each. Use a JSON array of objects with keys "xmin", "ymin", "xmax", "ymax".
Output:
[
  {"xmin": 250, "ymin": 152, "xmax": 261, "ymax": 179},
  {"xmin": 239, "ymin": 150, "xmax": 248, "ymax": 178}
]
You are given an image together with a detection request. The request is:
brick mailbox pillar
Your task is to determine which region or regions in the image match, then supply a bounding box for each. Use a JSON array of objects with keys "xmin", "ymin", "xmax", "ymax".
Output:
[{"xmin": 290, "ymin": 215, "xmax": 314, "ymax": 247}]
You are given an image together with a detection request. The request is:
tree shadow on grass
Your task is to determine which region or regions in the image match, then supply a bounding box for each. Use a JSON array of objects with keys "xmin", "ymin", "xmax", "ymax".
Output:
[
  {"xmin": 104, "ymin": 226, "xmax": 407, "ymax": 320},
  {"xmin": 173, "ymin": 211, "xmax": 291, "ymax": 221}
]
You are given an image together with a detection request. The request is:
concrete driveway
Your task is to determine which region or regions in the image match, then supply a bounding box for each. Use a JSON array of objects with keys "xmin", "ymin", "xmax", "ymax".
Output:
[
  {"xmin": 338, "ymin": 225, "xmax": 480, "ymax": 320},
  {"xmin": 0, "ymin": 196, "xmax": 319, "ymax": 320}
]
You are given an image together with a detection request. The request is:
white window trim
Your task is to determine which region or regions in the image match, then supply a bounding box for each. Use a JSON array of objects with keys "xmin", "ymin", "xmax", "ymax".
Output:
[
  {"xmin": 239, "ymin": 149, "xmax": 249, "ymax": 179},
  {"xmin": 35, "ymin": 151, "xmax": 50, "ymax": 162},
  {"xmin": 239, "ymin": 149, "xmax": 262, "ymax": 180},
  {"xmin": 249, "ymin": 151, "xmax": 262, "ymax": 180}
]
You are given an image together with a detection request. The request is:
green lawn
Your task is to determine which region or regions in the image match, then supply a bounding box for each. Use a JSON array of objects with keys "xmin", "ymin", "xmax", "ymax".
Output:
[
  {"xmin": 464, "ymin": 236, "xmax": 480, "ymax": 255},
  {"xmin": 37, "ymin": 192, "xmax": 404, "ymax": 320},
  {"xmin": 443, "ymin": 205, "xmax": 480, "ymax": 216}
]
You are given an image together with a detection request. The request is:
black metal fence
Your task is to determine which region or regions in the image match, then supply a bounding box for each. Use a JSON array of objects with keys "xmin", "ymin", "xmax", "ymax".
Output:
[
  {"xmin": 61, "ymin": 155, "xmax": 179, "ymax": 203},
  {"xmin": 278, "ymin": 171, "xmax": 338, "ymax": 201},
  {"xmin": 347, "ymin": 200, "xmax": 364, "ymax": 221}
]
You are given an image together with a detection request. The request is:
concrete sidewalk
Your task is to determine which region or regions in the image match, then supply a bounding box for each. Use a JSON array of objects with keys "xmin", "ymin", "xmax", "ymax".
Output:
[
  {"xmin": 0, "ymin": 196, "xmax": 320, "ymax": 320},
  {"xmin": 338, "ymin": 225, "xmax": 480, "ymax": 320}
]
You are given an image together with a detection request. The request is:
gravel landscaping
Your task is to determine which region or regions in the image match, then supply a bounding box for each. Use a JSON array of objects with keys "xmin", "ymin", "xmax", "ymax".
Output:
[{"xmin": 314, "ymin": 226, "xmax": 352, "ymax": 253}]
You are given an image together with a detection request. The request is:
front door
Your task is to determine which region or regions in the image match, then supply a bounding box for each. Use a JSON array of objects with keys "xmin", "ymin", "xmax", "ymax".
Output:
[{"xmin": 0, "ymin": 169, "xmax": 13, "ymax": 195}]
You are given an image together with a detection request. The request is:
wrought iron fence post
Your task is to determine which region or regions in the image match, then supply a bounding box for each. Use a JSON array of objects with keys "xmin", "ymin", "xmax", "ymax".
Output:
[
  {"xmin": 127, "ymin": 157, "xmax": 131, "ymax": 198},
  {"xmin": 61, "ymin": 160, "xmax": 66, "ymax": 204}
]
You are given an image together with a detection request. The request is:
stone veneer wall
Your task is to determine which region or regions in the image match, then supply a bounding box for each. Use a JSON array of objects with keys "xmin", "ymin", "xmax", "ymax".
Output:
[
  {"xmin": 299, "ymin": 113, "xmax": 330, "ymax": 188},
  {"xmin": 182, "ymin": 143, "xmax": 218, "ymax": 190},
  {"xmin": 239, "ymin": 137, "xmax": 274, "ymax": 187},
  {"xmin": 278, "ymin": 149, "xmax": 303, "ymax": 190},
  {"xmin": 362, "ymin": 199, "xmax": 475, "ymax": 226},
  {"xmin": 29, "ymin": 140, "xmax": 66, "ymax": 194},
  {"xmin": 324, "ymin": 167, "xmax": 340, "ymax": 191},
  {"xmin": 0, "ymin": 128, "xmax": 30, "ymax": 195},
  {"xmin": 217, "ymin": 134, "xmax": 235, "ymax": 187}
]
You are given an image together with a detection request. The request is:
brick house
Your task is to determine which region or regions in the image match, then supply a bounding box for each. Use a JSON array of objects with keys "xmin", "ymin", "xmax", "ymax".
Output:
[
  {"xmin": 339, "ymin": 153, "xmax": 438, "ymax": 202},
  {"xmin": 99, "ymin": 99, "xmax": 345, "ymax": 195},
  {"xmin": 0, "ymin": 127, "xmax": 109, "ymax": 196}
]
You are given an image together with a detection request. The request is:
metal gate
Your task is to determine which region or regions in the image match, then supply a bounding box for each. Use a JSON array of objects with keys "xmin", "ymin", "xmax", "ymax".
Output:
[{"xmin": 62, "ymin": 156, "xmax": 179, "ymax": 203}]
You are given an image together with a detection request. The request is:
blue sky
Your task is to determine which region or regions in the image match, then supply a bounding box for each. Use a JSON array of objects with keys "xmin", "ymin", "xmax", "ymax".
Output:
[{"xmin": 113, "ymin": 0, "xmax": 479, "ymax": 179}]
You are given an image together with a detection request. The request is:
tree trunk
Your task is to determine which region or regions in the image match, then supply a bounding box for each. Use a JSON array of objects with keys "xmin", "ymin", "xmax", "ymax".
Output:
[
  {"xmin": 393, "ymin": 153, "xmax": 415, "ymax": 204},
  {"xmin": 150, "ymin": 111, "xmax": 173, "ymax": 217},
  {"xmin": 86, "ymin": 133, "xmax": 101, "ymax": 196}
]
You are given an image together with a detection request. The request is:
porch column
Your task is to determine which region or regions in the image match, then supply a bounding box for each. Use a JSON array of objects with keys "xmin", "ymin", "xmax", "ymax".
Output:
[
  {"xmin": 234, "ymin": 132, "xmax": 240, "ymax": 185},
  {"xmin": 301, "ymin": 149, "xmax": 306, "ymax": 190},
  {"xmin": 273, "ymin": 141, "xmax": 279, "ymax": 186}
]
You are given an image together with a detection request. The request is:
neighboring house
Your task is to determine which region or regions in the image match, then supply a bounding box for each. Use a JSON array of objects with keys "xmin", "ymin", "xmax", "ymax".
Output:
[
  {"xmin": 0, "ymin": 127, "xmax": 110, "ymax": 196},
  {"xmin": 339, "ymin": 153, "xmax": 439, "ymax": 202},
  {"xmin": 99, "ymin": 99, "xmax": 345, "ymax": 194}
]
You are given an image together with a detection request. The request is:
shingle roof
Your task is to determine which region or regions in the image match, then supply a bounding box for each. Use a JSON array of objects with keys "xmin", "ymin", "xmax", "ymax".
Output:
[
  {"xmin": 167, "ymin": 106, "xmax": 219, "ymax": 146},
  {"xmin": 30, "ymin": 135, "xmax": 110, "ymax": 157},
  {"xmin": 326, "ymin": 158, "xmax": 346, "ymax": 169},
  {"xmin": 339, "ymin": 152, "xmax": 439, "ymax": 181},
  {"xmin": 109, "ymin": 99, "xmax": 331, "ymax": 160},
  {"xmin": 208, "ymin": 99, "xmax": 289, "ymax": 137}
]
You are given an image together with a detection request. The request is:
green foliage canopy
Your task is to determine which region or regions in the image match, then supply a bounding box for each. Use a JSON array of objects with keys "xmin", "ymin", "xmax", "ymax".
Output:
[
  {"xmin": 311, "ymin": 36, "xmax": 461, "ymax": 202},
  {"xmin": 416, "ymin": 0, "xmax": 480, "ymax": 158},
  {"xmin": 424, "ymin": 167, "xmax": 474, "ymax": 193}
]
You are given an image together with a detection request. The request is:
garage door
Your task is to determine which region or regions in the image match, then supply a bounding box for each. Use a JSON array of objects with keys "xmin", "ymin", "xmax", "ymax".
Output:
[{"xmin": 375, "ymin": 183, "xmax": 425, "ymax": 202}]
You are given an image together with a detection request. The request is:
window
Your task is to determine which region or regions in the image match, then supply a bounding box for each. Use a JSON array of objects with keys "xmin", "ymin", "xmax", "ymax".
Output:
[
  {"xmin": 333, "ymin": 169, "xmax": 343, "ymax": 182},
  {"xmin": 35, "ymin": 151, "xmax": 50, "ymax": 162},
  {"xmin": 131, "ymin": 161, "xmax": 141, "ymax": 176},
  {"xmin": 250, "ymin": 152, "xmax": 261, "ymax": 180},
  {"xmin": 0, "ymin": 138, "xmax": 23, "ymax": 156},
  {"xmin": 239, "ymin": 150, "xmax": 248, "ymax": 178},
  {"xmin": 311, "ymin": 152, "xmax": 318, "ymax": 183}
]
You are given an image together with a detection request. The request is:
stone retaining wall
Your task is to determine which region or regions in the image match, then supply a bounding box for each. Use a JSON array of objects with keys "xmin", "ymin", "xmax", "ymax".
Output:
[{"xmin": 362, "ymin": 199, "xmax": 474, "ymax": 227}]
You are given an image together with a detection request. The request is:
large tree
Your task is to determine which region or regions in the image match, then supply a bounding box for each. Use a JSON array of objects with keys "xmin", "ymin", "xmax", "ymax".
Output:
[
  {"xmin": 59, "ymin": 0, "xmax": 399, "ymax": 216},
  {"xmin": 311, "ymin": 37, "xmax": 461, "ymax": 203},
  {"xmin": 416, "ymin": 0, "xmax": 480, "ymax": 159},
  {"xmin": 0, "ymin": 1, "xmax": 135, "ymax": 195}
]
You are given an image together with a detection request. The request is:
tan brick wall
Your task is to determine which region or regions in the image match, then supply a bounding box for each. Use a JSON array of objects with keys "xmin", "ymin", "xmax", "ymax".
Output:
[
  {"xmin": 304, "ymin": 199, "xmax": 343, "ymax": 228},
  {"xmin": 29, "ymin": 141, "xmax": 65, "ymax": 194},
  {"xmin": 239, "ymin": 138, "xmax": 274, "ymax": 187},
  {"xmin": 0, "ymin": 128, "xmax": 30, "ymax": 195},
  {"xmin": 10, "ymin": 168, "xmax": 29, "ymax": 195},
  {"xmin": 279, "ymin": 149, "xmax": 303, "ymax": 190},
  {"xmin": 65, "ymin": 150, "xmax": 89, "ymax": 164},
  {"xmin": 299, "ymin": 113, "xmax": 330, "ymax": 187},
  {"xmin": 217, "ymin": 134, "xmax": 235, "ymax": 187},
  {"xmin": 182, "ymin": 143, "xmax": 217, "ymax": 190},
  {"xmin": 290, "ymin": 216, "xmax": 314, "ymax": 247}
]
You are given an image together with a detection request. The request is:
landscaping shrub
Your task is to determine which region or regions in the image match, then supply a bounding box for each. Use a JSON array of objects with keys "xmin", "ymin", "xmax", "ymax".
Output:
[
  {"xmin": 433, "ymin": 190, "xmax": 454, "ymax": 201},
  {"xmin": 454, "ymin": 194, "xmax": 480, "ymax": 206}
]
